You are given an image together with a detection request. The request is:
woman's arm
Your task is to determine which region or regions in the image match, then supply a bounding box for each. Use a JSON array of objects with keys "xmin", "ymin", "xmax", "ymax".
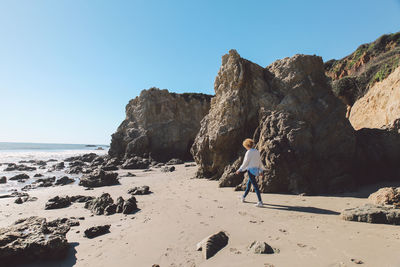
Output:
[{"xmin": 237, "ymin": 150, "xmax": 250, "ymax": 173}]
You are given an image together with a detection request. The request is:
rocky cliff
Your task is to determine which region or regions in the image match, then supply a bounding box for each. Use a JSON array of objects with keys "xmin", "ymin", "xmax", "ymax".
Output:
[
  {"xmin": 191, "ymin": 50, "xmax": 356, "ymax": 194},
  {"xmin": 109, "ymin": 88, "xmax": 212, "ymax": 162},
  {"xmin": 349, "ymin": 66, "xmax": 400, "ymax": 129},
  {"xmin": 325, "ymin": 32, "xmax": 400, "ymax": 107}
]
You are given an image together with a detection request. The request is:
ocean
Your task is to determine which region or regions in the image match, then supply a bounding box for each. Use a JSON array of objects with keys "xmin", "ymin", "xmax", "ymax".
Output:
[{"xmin": 0, "ymin": 142, "xmax": 109, "ymax": 194}]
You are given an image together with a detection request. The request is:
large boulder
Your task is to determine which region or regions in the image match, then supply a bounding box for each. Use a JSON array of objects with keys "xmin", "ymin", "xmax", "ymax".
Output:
[
  {"xmin": 79, "ymin": 169, "xmax": 119, "ymax": 188},
  {"xmin": 192, "ymin": 50, "xmax": 356, "ymax": 194},
  {"xmin": 108, "ymin": 88, "xmax": 212, "ymax": 162},
  {"xmin": 0, "ymin": 217, "xmax": 70, "ymax": 265}
]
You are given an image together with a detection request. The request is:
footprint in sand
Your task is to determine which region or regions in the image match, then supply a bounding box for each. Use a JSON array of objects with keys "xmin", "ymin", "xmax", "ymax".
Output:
[{"xmin": 297, "ymin": 243, "xmax": 307, "ymax": 248}]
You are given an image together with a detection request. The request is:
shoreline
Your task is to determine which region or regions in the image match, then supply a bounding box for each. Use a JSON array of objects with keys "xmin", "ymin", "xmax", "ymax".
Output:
[{"xmin": 1, "ymin": 164, "xmax": 400, "ymax": 266}]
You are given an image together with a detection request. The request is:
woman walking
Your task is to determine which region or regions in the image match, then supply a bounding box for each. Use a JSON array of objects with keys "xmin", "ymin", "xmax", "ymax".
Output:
[{"xmin": 235, "ymin": 138, "xmax": 266, "ymax": 207}]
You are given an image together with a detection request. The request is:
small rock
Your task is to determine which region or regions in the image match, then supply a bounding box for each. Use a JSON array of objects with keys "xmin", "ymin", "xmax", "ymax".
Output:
[
  {"xmin": 0, "ymin": 176, "xmax": 6, "ymax": 184},
  {"xmin": 128, "ymin": 185, "xmax": 150, "ymax": 195},
  {"xmin": 55, "ymin": 176, "xmax": 75, "ymax": 186},
  {"xmin": 248, "ymin": 241, "xmax": 275, "ymax": 254},
  {"xmin": 9, "ymin": 173, "xmax": 30, "ymax": 181},
  {"xmin": 14, "ymin": 197, "xmax": 23, "ymax": 204},
  {"xmin": 161, "ymin": 166, "xmax": 175, "ymax": 172},
  {"xmin": 33, "ymin": 173, "xmax": 43, "ymax": 177},
  {"xmin": 166, "ymin": 158, "xmax": 184, "ymax": 165},
  {"xmin": 122, "ymin": 196, "xmax": 138, "ymax": 214},
  {"xmin": 84, "ymin": 225, "xmax": 110, "ymax": 238},
  {"xmin": 351, "ymin": 258, "xmax": 364, "ymax": 264},
  {"xmin": 45, "ymin": 196, "xmax": 71, "ymax": 210},
  {"xmin": 196, "ymin": 231, "xmax": 229, "ymax": 259}
]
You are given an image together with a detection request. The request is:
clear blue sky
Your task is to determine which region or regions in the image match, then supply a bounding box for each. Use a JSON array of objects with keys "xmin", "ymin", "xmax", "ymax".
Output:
[{"xmin": 0, "ymin": 0, "xmax": 399, "ymax": 145}]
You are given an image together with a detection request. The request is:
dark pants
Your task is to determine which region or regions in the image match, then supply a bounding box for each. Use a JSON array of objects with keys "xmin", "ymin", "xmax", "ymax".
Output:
[{"xmin": 243, "ymin": 170, "xmax": 262, "ymax": 202}]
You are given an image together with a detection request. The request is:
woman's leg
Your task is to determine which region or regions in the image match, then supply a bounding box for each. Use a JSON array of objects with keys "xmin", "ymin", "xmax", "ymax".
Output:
[
  {"xmin": 248, "ymin": 171, "xmax": 262, "ymax": 202},
  {"xmin": 243, "ymin": 175, "xmax": 252, "ymax": 198}
]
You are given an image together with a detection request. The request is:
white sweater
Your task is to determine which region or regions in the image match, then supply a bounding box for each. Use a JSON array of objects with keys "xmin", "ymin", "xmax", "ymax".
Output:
[{"xmin": 238, "ymin": 148, "xmax": 266, "ymax": 173}]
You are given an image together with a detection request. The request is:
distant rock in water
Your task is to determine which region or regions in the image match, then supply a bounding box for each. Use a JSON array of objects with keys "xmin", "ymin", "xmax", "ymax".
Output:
[
  {"xmin": 191, "ymin": 50, "xmax": 356, "ymax": 194},
  {"xmin": 108, "ymin": 87, "xmax": 212, "ymax": 162},
  {"xmin": 0, "ymin": 217, "xmax": 70, "ymax": 265}
]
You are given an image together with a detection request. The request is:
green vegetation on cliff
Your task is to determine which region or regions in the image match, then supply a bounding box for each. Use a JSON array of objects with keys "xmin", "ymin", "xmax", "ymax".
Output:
[{"xmin": 325, "ymin": 32, "xmax": 400, "ymax": 106}]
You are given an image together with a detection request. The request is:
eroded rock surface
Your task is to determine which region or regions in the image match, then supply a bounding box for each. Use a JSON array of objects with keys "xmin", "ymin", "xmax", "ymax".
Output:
[
  {"xmin": 196, "ymin": 231, "xmax": 229, "ymax": 259},
  {"xmin": 368, "ymin": 187, "xmax": 400, "ymax": 206},
  {"xmin": 84, "ymin": 225, "xmax": 110, "ymax": 238},
  {"xmin": 341, "ymin": 204, "xmax": 400, "ymax": 225},
  {"xmin": 79, "ymin": 169, "xmax": 119, "ymax": 188},
  {"xmin": 192, "ymin": 50, "xmax": 355, "ymax": 194},
  {"xmin": 0, "ymin": 217, "xmax": 70, "ymax": 264},
  {"xmin": 109, "ymin": 88, "xmax": 212, "ymax": 162}
]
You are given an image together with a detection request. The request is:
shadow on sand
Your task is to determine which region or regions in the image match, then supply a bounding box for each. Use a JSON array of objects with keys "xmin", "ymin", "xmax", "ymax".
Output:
[
  {"xmin": 18, "ymin": 242, "xmax": 79, "ymax": 267},
  {"xmin": 328, "ymin": 181, "xmax": 400, "ymax": 199},
  {"xmin": 246, "ymin": 202, "xmax": 340, "ymax": 215}
]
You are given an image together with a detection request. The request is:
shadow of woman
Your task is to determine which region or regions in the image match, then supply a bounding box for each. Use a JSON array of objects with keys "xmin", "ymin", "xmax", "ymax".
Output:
[{"xmin": 247, "ymin": 202, "xmax": 340, "ymax": 215}]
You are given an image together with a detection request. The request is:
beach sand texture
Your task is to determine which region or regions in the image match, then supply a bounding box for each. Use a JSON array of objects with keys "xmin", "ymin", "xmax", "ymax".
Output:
[{"xmin": 1, "ymin": 164, "xmax": 400, "ymax": 267}]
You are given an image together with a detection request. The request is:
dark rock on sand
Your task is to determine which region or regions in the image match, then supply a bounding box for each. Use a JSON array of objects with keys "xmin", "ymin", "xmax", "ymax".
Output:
[
  {"xmin": 191, "ymin": 50, "xmax": 356, "ymax": 194},
  {"xmin": 4, "ymin": 163, "xmax": 36, "ymax": 171},
  {"xmin": 36, "ymin": 176, "xmax": 56, "ymax": 187},
  {"xmin": 0, "ymin": 216, "xmax": 70, "ymax": 264},
  {"xmin": 84, "ymin": 193, "xmax": 114, "ymax": 215},
  {"xmin": 248, "ymin": 241, "xmax": 275, "ymax": 254},
  {"xmin": 121, "ymin": 157, "xmax": 150, "ymax": 169},
  {"xmin": 33, "ymin": 173, "xmax": 43, "ymax": 177},
  {"xmin": 55, "ymin": 176, "xmax": 75, "ymax": 186},
  {"xmin": 122, "ymin": 196, "xmax": 138, "ymax": 214},
  {"xmin": 84, "ymin": 225, "xmax": 110, "ymax": 238},
  {"xmin": 14, "ymin": 195, "xmax": 38, "ymax": 204},
  {"xmin": 79, "ymin": 169, "xmax": 119, "ymax": 188},
  {"xmin": 51, "ymin": 162, "xmax": 65, "ymax": 171},
  {"xmin": 45, "ymin": 196, "xmax": 71, "ymax": 210},
  {"xmin": 101, "ymin": 164, "xmax": 118, "ymax": 171},
  {"xmin": 341, "ymin": 204, "xmax": 400, "ymax": 225},
  {"xmin": 47, "ymin": 217, "xmax": 80, "ymax": 228},
  {"xmin": 196, "ymin": 231, "xmax": 229, "ymax": 259},
  {"xmin": 66, "ymin": 166, "xmax": 83, "ymax": 174},
  {"xmin": 65, "ymin": 153, "xmax": 98, "ymax": 163},
  {"xmin": 0, "ymin": 176, "xmax": 7, "ymax": 184},
  {"xmin": 116, "ymin": 197, "xmax": 125, "ymax": 213},
  {"xmin": 69, "ymin": 160, "xmax": 85, "ymax": 167},
  {"xmin": 128, "ymin": 185, "xmax": 150, "ymax": 195},
  {"xmin": 121, "ymin": 172, "xmax": 136, "ymax": 177},
  {"xmin": 70, "ymin": 195, "xmax": 95, "ymax": 203},
  {"xmin": 161, "ymin": 166, "xmax": 175, "ymax": 172},
  {"xmin": 108, "ymin": 88, "xmax": 212, "ymax": 162},
  {"xmin": 9, "ymin": 173, "xmax": 30, "ymax": 181},
  {"xmin": 14, "ymin": 197, "xmax": 23, "ymax": 204},
  {"xmin": 166, "ymin": 158, "xmax": 184, "ymax": 165}
]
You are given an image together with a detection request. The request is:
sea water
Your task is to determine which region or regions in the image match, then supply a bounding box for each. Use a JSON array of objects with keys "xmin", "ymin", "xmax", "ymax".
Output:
[{"xmin": 0, "ymin": 142, "xmax": 109, "ymax": 195}]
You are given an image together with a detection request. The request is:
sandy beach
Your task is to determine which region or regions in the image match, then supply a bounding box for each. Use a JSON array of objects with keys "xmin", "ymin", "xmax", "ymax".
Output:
[{"xmin": 1, "ymin": 164, "xmax": 399, "ymax": 267}]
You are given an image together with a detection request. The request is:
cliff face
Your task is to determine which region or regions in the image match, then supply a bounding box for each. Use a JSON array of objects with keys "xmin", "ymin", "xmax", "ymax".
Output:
[
  {"xmin": 349, "ymin": 66, "xmax": 400, "ymax": 130},
  {"xmin": 325, "ymin": 32, "xmax": 400, "ymax": 106},
  {"xmin": 109, "ymin": 88, "xmax": 212, "ymax": 162},
  {"xmin": 191, "ymin": 50, "xmax": 356, "ymax": 194}
]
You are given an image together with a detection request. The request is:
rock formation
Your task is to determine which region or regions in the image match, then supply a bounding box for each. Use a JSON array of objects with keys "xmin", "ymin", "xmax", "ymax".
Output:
[
  {"xmin": 108, "ymin": 88, "xmax": 212, "ymax": 162},
  {"xmin": 349, "ymin": 66, "xmax": 400, "ymax": 129},
  {"xmin": 192, "ymin": 50, "xmax": 356, "ymax": 194},
  {"xmin": 341, "ymin": 204, "xmax": 400, "ymax": 225},
  {"xmin": 0, "ymin": 217, "xmax": 70, "ymax": 264},
  {"xmin": 368, "ymin": 187, "xmax": 400, "ymax": 206},
  {"xmin": 84, "ymin": 225, "xmax": 110, "ymax": 238},
  {"xmin": 79, "ymin": 169, "xmax": 119, "ymax": 188},
  {"xmin": 325, "ymin": 31, "xmax": 400, "ymax": 107},
  {"xmin": 196, "ymin": 231, "xmax": 229, "ymax": 259}
]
